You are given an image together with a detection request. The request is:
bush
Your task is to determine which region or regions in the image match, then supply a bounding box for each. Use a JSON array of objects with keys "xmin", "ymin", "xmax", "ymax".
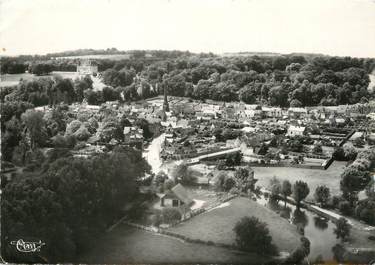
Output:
[
  {"xmin": 332, "ymin": 244, "xmax": 346, "ymax": 262},
  {"xmin": 224, "ymin": 177, "xmax": 236, "ymax": 191},
  {"xmin": 285, "ymin": 237, "xmax": 310, "ymax": 264},
  {"xmin": 53, "ymin": 132, "xmax": 79, "ymax": 147},
  {"xmin": 355, "ymin": 199, "xmax": 375, "ymax": 225},
  {"xmin": 233, "ymin": 216, "xmax": 278, "ymax": 255},
  {"xmin": 162, "ymin": 208, "xmax": 182, "ymax": 224},
  {"xmin": 151, "ymin": 213, "xmax": 162, "ymax": 227},
  {"xmin": 338, "ymin": 200, "xmax": 352, "ymax": 215},
  {"xmin": 333, "ymin": 146, "xmax": 357, "ymax": 161},
  {"xmin": 312, "ymin": 144, "xmax": 323, "ymax": 154},
  {"xmin": 334, "ymin": 217, "xmax": 351, "ymax": 242},
  {"xmin": 163, "ymin": 179, "xmax": 175, "ymax": 191},
  {"xmin": 74, "ymin": 126, "xmax": 91, "ymax": 141},
  {"xmin": 331, "ymin": 195, "xmax": 341, "ymax": 206},
  {"xmin": 214, "ymin": 173, "xmax": 235, "ymax": 192}
]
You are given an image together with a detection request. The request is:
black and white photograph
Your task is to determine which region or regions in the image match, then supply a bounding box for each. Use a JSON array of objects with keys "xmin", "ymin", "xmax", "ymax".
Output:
[{"xmin": 1, "ymin": 0, "xmax": 375, "ymax": 264}]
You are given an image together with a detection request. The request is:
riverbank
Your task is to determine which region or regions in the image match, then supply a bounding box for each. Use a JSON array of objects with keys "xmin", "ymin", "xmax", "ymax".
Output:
[{"xmin": 259, "ymin": 188, "xmax": 375, "ymax": 262}]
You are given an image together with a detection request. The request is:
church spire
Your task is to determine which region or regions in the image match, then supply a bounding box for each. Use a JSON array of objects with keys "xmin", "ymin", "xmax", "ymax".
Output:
[{"xmin": 163, "ymin": 86, "xmax": 169, "ymax": 112}]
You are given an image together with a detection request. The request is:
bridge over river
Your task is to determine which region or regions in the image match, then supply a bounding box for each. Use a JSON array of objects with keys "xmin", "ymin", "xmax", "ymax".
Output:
[{"xmin": 185, "ymin": 147, "xmax": 241, "ymax": 165}]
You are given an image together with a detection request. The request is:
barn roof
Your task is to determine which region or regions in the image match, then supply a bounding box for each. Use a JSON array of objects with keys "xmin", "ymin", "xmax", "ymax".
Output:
[{"xmin": 170, "ymin": 183, "xmax": 193, "ymax": 205}]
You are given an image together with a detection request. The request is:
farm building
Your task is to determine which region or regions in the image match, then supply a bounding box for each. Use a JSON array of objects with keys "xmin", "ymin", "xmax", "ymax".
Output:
[{"xmin": 157, "ymin": 184, "xmax": 194, "ymax": 208}]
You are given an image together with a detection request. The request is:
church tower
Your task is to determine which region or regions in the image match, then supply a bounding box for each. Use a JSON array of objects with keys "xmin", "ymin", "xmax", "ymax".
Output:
[{"xmin": 163, "ymin": 86, "xmax": 169, "ymax": 112}]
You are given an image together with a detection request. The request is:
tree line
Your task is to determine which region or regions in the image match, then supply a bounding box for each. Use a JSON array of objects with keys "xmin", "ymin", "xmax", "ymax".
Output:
[
  {"xmin": 98, "ymin": 54, "xmax": 375, "ymax": 106},
  {"xmin": 3, "ymin": 52, "xmax": 375, "ymax": 106}
]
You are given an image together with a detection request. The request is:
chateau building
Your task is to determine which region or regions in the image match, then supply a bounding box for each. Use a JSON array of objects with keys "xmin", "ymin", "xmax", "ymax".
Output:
[{"xmin": 77, "ymin": 60, "xmax": 98, "ymax": 75}]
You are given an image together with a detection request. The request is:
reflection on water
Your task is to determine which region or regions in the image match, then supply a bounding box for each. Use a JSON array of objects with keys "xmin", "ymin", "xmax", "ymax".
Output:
[
  {"xmin": 314, "ymin": 216, "xmax": 329, "ymax": 230},
  {"xmin": 292, "ymin": 209, "xmax": 309, "ymax": 235},
  {"xmin": 332, "ymin": 244, "xmax": 346, "ymax": 262},
  {"xmin": 280, "ymin": 207, "xmax": 291, "ymax": 220},
  {"xmin": 256, "ymin": 195, "xmax": 339, "ymax": 261}
]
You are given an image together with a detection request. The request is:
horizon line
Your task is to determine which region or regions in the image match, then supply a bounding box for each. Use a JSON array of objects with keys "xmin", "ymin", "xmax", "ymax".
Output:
[{"xmin": 3, "ymin": 48, "xmax": 375, "ymax": 59}]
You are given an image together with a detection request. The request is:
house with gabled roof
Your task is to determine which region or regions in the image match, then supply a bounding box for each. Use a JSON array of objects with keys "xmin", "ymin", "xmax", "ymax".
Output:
[
  {"xmin": 286, "ymin": 125, "xmax": 306, "ymax": 137},
  {"xmin": 157, "ymin": 183, "xmax": 194, "ymax": 208}
]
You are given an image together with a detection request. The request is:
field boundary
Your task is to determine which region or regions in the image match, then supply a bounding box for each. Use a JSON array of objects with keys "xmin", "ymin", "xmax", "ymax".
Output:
[
  {"xmin": 122, "ymin": 220, "xmax": 281, "ymax": 261},
  {"xmin": 248, "ymin": 163, "xmax": 325, "ymax": 170}
]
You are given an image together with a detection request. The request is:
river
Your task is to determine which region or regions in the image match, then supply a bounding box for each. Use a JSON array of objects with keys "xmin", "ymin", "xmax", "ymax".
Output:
[{"xmin": 256, "ymin": 195, "xmax": 339, "ymax": 261}]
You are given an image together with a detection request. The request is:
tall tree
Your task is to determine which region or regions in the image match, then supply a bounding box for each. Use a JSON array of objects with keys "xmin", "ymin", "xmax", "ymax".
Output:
[
  {"xmin": 281, "ymin": 180, "xmax": 292, "ymax": 207},
  {"xmin": 292, "ymin": 181, "xmax": 310, "ymax": 208},
  {"xmin": 314, "ymin": 185, "xmax": 331, "ymax": 207},
  {"xmin": 21, "ymin": 110, "xmax": 46, "ymax": 149},
  {"xmin": 234, "ymin": 167, "xmax": 257, "ymax": 193},
  {"xmin": 334, "ymin": 218, "xmax": 351, "ymax": 242}
]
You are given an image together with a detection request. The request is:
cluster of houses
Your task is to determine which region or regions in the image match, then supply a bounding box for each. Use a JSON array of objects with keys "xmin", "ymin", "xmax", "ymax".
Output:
[
  {"xmin": 123, "ymin": 126, "xmax": 144, "ymax": 149},
  {"xmin": 44, "ymin": 94, "xmax": 374, "ymax": 166},
  {"xmin": 145, "ymin": 97, "xmax": 373, "ymax": 168}
]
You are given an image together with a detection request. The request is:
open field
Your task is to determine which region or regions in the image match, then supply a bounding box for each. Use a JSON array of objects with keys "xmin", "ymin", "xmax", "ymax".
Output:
[
  {"xmin": 167, "ymin": 197, "xmax": 300, "ymax": 253},
  {"xmin": 253, "ymin": 161, "xmax": 347, "ymax": 200},
  {"xmin": 0, "ymin": 72, "xmax": 105, "ymax": 91},
  {"xmin": 0, "ymin": 72, "xmax": 78, "ymax": 87},
  {"xmin": 1, "ymin": 73, "xmax": 37, "ymax": 86},
  {"xmin": 53, "ymin": 54, "xmax": 131, "ymax": 60},
  {"xmin": 78, "ymin": 223, "xmax": 269, "ymax": 264}
]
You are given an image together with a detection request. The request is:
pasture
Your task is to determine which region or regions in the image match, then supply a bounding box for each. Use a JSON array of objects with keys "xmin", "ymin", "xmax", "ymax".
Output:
[
  {"xmin": 167, "ymin": 197, "xmax": 300, "ymax": 253},
  {"xmin": 253, "ymin": 161, "xmax": 347, "ymax": 200},
  {"xmin": 79, "ymin": 223, "xmax": 268, "ymax": 264}
]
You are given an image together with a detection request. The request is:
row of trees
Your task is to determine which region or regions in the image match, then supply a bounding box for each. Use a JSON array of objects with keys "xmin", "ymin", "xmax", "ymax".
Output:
[{"xmin": 269, "ymin": 178, "xmax": 309, "ymax": 208}]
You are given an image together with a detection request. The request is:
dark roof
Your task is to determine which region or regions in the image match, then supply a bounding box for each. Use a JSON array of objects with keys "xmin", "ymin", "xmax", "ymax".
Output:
[{"xmin": 170, "ymin": 183, "xmax": 194, "ymax": 205}]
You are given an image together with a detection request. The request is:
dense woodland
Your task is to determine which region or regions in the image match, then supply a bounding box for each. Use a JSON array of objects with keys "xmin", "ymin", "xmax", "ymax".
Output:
[
  {"xmin": 2, "ymin": 51, "xmax": 375, "ymax": 107},
  {"xmin": 2, "ymin": 146, "xmax": 150, "ymax": 262},
  {"xmin": 101, "ymin": 54, "xmax": 374, "ymax": 107}
]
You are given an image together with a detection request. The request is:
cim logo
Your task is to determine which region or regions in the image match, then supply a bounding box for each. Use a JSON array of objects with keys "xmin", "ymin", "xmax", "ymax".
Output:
[{"xmin": 10, "ymin": 239, "xmax": 45, "ymax": 253}]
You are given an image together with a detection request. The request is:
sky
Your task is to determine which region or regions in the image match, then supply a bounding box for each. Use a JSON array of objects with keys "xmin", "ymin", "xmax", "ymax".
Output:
[{"xmin": 0, "ymin": 0, "xmax": 375, "ymax": 57}]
